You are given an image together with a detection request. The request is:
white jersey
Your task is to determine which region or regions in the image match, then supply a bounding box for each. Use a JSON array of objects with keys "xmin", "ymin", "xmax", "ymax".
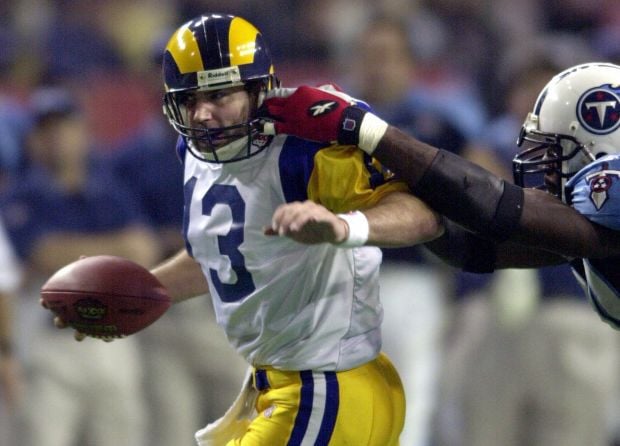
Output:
[{"xmin": 180, "ymin": 134, "xmax": 407, "ymax": 371}]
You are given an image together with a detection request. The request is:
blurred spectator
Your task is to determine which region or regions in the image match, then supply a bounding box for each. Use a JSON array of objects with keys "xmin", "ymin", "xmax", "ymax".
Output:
[
  {"xmin": 0, "ymin": 215, "xmax": 23, "ymax": 446},
  {"xmin": 0, "ymin": 30, "xmax": 34, "ymax": 446},
  {"xmin": 106, "ymin": 31, "xmax": 185, "ymax": 258},
  {"xmin": 0, "ymin": 97, "xmax": 30, "ymax": 190},
  {"xmin": 542, "ymin": 0, "xmax": 605, "ymax": 35},
  {"xmin": 0, "ymin": 9, "xmax": 36, "ymax": 191},
  {"xmin": 95, "ymin": 0, "xmax": 177, "ymax": 74},
  {"xmin": 475, "ymin": 56, "xmax": 563, "ymax": 176},
  {"xmin": 402, "ymin": 0, "xmax": 496, "ymax": 126},
  {"xmin": 1, "ymin": 86, "xmax": 160, "ymax": 446},
  {"xmin": 34, "ymin": 0, "xmax": 168, "ymax": 146},
  {"xmin": 589, "ymin": 0, "xmax": 620, "ymax": 62},
  {"xmin": 435, "ymin": 265, "xmax": 619, "ymax": 446},
  {"xmin": 37, "ymin": 0, "xmax": 123, "ymax": 82},
  {"xmin": 343, "ymin": 16, "xmax": 471, "ymax": 150},
  {"xmin": 108, "ymin": 120, "xmax": 182, "ymax": 254}
]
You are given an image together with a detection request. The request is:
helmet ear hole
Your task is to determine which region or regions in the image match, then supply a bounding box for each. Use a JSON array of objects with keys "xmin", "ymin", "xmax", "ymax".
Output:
[{"xmin": 244, "ymin": 80, "xmax": 265, "ymax": 96}]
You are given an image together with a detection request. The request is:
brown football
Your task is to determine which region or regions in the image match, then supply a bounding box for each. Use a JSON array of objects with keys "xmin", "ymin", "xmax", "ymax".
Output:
[{"xmin": 41, "ymin": 255, "xmax": 172, "ymax": 337}]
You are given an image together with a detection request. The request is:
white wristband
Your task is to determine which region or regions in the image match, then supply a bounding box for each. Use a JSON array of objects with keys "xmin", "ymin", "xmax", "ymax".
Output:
[
  {"xmin": 336, "ymin": 211, "xmax": 369, "ymax": 247},
  {"xmin": 358, "ymin": 113, "xmax": 388, "ymax": 155}
]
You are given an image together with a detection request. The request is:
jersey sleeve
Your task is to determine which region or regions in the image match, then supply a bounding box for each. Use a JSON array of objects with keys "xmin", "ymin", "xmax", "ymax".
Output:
[
  {"xmin": 175, "ymin": 135, "xmax": 188, "ymax": 164},
  {"xmin": 566, "ymin": 154, "xmax": 620, "ymax": 230},
  {"xmin": 307, "ymin": 145, "xmax": 409, "ymax": 213},
  {"xmin": 580, "ymin": 257, "xmax": 620, "ymax": 330}
]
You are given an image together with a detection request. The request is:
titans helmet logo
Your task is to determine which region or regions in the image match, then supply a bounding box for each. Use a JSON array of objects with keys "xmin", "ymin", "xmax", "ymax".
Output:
[{"xmin": 577, "ymin": 84, "xmax": 620, "ymax": 135}]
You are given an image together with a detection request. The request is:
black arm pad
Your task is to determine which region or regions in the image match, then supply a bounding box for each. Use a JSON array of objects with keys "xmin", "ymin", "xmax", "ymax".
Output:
[
  {"xmin": 424, "ymin": 218, "xmax": 497, "ymax": 273},
  {"xmin": 412, "ymin": 149, "xmax": 524, "ymax": 242}
]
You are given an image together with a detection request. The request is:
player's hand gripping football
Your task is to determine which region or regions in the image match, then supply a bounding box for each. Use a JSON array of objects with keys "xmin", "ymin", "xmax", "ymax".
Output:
[
  {"xmin": 40, "ymin": 255, "xmax": 172, "ymax": 342},
  {"xmin": 258, "ymin": 85, "xmax": 388, "ymax": 154},
  {"xmin": 40, "ymin": 297, "xmax": 92, "ymax": 342}
]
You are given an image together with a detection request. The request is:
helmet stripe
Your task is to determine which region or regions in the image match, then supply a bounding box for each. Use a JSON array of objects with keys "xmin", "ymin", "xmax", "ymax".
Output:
[
  {"xmin": 197, "ymin": 15, "xmax": 231, "ymax": 69},
  {"xmin": 229, "ymin": 17, "xmax": 257, "ymax": 66},
  {"xmin": 168, "ymin": 23, "xmax": 204, "ymax": 74}
]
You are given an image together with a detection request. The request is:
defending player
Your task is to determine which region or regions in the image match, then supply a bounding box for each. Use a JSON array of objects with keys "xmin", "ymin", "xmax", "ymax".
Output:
[{"xmin": 257, "ymin": 63, "xmax": 620, "ymax": 330}]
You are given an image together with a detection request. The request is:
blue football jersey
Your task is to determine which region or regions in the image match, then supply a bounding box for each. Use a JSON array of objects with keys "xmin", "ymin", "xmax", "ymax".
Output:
[
  {"xmin": 567, "ymin": 155, "xmax": 620, "ymax": 330},
  {"xmin": 566, "ymin": 154, "xmax": 620, "ymax": 230}
]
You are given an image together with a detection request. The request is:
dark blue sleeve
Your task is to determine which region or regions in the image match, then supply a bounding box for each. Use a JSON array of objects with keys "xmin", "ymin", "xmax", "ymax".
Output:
[
  {"xmin": 278, "ymin": 136, "xmax": 323, "ymax": 203},
  {"xmin": 176, "ymin": 136, "xmax": 188, "ymax": 164}
]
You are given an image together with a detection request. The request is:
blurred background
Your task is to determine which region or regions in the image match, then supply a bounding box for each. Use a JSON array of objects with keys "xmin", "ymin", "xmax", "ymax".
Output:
[{"xmin": 0, "ymin": 0, "xmax": 619, "ymax": 445}]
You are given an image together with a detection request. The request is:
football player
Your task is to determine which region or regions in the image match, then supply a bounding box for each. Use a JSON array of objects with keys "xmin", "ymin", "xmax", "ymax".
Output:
[
  {"xmin": 258, "ymin": 62, "xmax": 620, "ymax": 330},
  {"xmin": 104, "ymin": 13, "xmax": 442, "ymax": 446}
]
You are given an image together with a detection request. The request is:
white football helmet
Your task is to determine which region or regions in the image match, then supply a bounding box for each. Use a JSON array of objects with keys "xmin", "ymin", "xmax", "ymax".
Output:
[{"xmin": 513, "ymin": 62, "xmax": 620, "ymax": 201}]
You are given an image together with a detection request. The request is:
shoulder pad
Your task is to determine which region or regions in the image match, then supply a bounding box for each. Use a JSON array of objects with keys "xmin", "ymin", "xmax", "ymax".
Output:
[{"xmin": 566, "ymin": 154, "xmax": 620, "ymax": 230}]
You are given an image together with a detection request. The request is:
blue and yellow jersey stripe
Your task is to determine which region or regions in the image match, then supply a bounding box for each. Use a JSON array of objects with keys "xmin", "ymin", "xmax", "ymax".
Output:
[{"xmin": 278, "ymin": 136, "xmax": 408, "ymax": 213}]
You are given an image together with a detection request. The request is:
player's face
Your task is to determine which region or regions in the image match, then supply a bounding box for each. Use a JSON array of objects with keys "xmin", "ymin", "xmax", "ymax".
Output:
[
  {"xmin": 541, "ymin": 145, "xmax": 563, "ymax": 195},
  {"xmin": 515, "ymin": 130, "xmax": 564, "ymax": 195},
  {"xmin": 182, "ymin": 86, "xmax": 252, "ymax": 151}
]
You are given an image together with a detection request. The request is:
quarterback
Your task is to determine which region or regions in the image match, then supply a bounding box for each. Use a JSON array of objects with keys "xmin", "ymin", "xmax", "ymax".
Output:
[
  {"xmin": 79, "ymin": 13, "xmax": 439, "ymax": 446},
  {"xmin": 258, "ymin": 62, "xmax": 620, "ymax": 330}
]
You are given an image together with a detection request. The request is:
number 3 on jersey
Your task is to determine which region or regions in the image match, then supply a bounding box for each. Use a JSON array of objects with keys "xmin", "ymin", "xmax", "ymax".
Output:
[{"xmin": 184, "ymin": 178, "xmax": 256, "ymax": 302}]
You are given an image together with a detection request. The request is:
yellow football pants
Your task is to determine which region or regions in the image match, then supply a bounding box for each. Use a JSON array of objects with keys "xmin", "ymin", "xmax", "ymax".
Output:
[{"xmin": 230, "ymin": 352, "xmax": 405, "ymax": 446}]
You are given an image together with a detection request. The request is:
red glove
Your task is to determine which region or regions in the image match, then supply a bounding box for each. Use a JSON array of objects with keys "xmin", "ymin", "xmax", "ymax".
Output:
[{"xmin": 258, "ymin": 85, "xmax": 381, "ymax": 151}]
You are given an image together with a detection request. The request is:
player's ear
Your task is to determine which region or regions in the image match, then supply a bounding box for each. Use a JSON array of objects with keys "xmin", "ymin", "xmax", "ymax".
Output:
[{"xmin": 246, "ymin": 81, "xmax": 265, "ymax": 110}]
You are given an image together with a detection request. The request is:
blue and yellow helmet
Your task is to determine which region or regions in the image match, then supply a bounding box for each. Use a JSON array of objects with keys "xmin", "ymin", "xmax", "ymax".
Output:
[{"xmin": 162, "ymin": 14, "xmax": 278, "ymax": 162}]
